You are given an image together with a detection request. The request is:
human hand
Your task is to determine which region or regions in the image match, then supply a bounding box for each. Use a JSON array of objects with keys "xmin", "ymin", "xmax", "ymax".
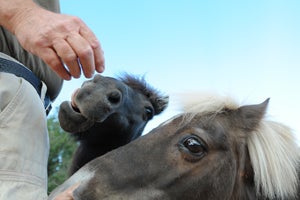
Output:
[
  {"xmin": 9, "ymin": 3, "xmax": 105, "ymax": 80},
  {"xmin": 53, "ymin": 183, "xmax": 80, "ymax": 200}
]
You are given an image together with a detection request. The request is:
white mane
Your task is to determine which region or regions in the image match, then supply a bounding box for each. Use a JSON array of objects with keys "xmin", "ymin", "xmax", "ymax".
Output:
[
  {"xmin": 175, "ymin": 92, "xmax": 300, "ymax": 199},
  {"xmin": 248, "ymin": 121, "xmax": 300, "ymax": 199},
  {"xmin": 174, "ymin": 92, "xmax": 239, "ymax": 115}
]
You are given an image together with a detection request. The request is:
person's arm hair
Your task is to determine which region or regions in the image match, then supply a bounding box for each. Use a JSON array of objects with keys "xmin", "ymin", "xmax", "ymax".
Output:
[{"xmin": 0, "ymin": 0, "xmax": 38, "ymax": 34}]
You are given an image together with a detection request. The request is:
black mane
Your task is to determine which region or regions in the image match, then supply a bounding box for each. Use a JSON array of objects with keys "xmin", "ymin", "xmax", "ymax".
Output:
[{"xmin": 118, "ymin": 73, "xmax": 168, "ymax": 115}]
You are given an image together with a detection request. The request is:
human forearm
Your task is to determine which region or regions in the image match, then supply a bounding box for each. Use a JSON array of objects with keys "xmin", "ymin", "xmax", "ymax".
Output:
[{"xmin": 0, "ymin": 0, "xmax": 40, "ymax": 34}]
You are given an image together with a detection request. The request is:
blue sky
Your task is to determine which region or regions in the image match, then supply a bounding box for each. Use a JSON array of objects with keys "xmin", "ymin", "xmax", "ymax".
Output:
[{"xmin": 53, "ymin": 0, "xmax": 300, "ymax": 140}]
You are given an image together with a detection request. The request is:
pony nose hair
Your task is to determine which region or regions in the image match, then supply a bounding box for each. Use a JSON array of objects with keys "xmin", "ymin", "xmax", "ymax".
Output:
[{"xmin": 107, "ymin": 90, "xmax": 122, "ymax": 106}]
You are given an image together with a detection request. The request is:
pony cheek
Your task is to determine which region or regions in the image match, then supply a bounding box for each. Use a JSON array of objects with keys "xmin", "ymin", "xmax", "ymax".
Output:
[{"xmin": 103, "ymin": 113, "xmax": 130, "ymax": 130}]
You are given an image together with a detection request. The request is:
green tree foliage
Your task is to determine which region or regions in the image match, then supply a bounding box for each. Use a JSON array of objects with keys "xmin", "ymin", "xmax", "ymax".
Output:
[{"xmin": 47, "ymin": 112, "xmax": 77, "ymax": 193}]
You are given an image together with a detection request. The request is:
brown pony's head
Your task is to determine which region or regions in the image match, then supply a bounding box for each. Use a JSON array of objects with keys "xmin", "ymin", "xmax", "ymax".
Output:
[{"xmin": 50, "ymin": 93, "xmax": 300, "ymax": 200}]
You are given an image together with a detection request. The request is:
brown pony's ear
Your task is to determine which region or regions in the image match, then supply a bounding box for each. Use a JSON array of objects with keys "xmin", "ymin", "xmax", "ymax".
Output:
[{"xmin": 236, "ymin": 98, "xmax": 270, "ymax": 130}]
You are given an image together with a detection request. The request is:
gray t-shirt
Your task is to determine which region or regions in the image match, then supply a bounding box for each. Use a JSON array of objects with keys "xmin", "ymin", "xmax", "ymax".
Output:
[{"xmin": 0, "ymin": 0, "xmax": 63, "ymax": 101}]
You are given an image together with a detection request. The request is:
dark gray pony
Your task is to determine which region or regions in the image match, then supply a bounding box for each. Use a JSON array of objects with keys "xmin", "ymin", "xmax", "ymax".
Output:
[
  {"xmin": 50, "ymin": 93, "xmax": 300, "ymax": 200},
  {"xmin": 58, "ymin": 74, "xmax": 168, "ymax": 175}
]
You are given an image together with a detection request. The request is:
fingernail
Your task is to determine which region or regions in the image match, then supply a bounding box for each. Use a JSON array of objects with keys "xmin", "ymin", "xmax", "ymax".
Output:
[
  {"xmin": 97, "ymin": 65, "xmax": 105, "ymax": 73},
  {"xmin": 64, "ymin": 74, "xmax": 72, "ymax": 80},
  {"xmin": 90, "ymin": 70, "xmax": 95, "ymax": 77},
  {"xmin": 85, "ymin": 68, "xmax": 95, "ymax": 78}
]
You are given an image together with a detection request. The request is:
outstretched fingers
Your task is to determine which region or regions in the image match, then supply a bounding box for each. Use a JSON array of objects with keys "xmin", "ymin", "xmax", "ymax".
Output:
[
  {"xmin": 79, "ymin": 23, "xmax": 105, "ymax": 73},
  {"xmin": 53, "ymin": 38, "xmax": 81, "ymax": 78},
  {"xmin": 12, "ymin": 6, "xmax": 105, "ymax": 80},
  {"xmin": 51, "ymin": 28, "xmax": 105, "ymax": 79},
  {"xmin": 40, "ymin": 47, "xmax": 72, "ymax": 80},
  {"xmin": 65, "ymin": 32, "xmax": 95, "ymax": 78}
]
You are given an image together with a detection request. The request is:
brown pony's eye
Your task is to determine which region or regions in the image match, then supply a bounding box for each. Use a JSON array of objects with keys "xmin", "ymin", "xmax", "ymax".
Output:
[
  {"xmin": 183, "ymin": 136, "xmax": 206, "ymax": 154},
  {"xmin": 178, "ymin": 135, "xmax": 207, "ymax": 162},
  {"xmin": 183, "ymin": 137, "xmax": 204, "ymax": 153}
]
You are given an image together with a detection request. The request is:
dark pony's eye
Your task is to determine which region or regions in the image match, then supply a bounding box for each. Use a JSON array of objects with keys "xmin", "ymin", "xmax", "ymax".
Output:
[
  {"xmin": 179, "ymin": 135, "xmax": 207, "ymax": 162},
  {"xmin": 144, "ymin": 106, "xmax": 154, "ymax": 120}
]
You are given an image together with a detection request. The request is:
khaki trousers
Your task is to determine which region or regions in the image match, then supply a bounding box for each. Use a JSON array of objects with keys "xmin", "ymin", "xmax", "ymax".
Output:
[{"xmin": 0, "ymin": 72, "xmax": 49, "ymax": 200}]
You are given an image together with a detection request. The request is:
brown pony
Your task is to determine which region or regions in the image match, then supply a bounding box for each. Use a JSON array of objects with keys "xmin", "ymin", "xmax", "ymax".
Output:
[{"xmin": 49, "ymin": 93, "xmax": 300, "ymax": 200}]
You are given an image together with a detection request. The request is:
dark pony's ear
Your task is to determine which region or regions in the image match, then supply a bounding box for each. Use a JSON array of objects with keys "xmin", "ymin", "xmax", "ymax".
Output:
[
  {"xmin": 235, "ymin": 98, "xmax": 270, "ymax": 130},
  {"xmin": 117, "ymin": 72, "xmax": 169, "ymax": 115},
  {"xmin": 153, "ymin": 95, "xmax": 169, "ymax": 115}
]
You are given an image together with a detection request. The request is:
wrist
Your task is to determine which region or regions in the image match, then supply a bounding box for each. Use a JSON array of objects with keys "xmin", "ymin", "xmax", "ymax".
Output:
[{"xmin": 0, "ymin": 0, "xmax": 40, "ymax": 34}]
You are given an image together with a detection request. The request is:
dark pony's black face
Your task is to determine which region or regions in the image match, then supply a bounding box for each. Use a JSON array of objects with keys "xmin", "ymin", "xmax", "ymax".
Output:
[
  {"xmin": 58, "ymin": 73, "xmax": 168, "ymax": 176},
  {"xmin": 59, "ymin": 74, "xmax": 168, "ymax": 136}
]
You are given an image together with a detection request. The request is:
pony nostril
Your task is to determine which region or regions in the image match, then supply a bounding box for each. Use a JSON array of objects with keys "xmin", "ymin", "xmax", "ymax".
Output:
[{"xmin": 108, "ymin": 91, "xmax": 121, "ymax": 105}]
